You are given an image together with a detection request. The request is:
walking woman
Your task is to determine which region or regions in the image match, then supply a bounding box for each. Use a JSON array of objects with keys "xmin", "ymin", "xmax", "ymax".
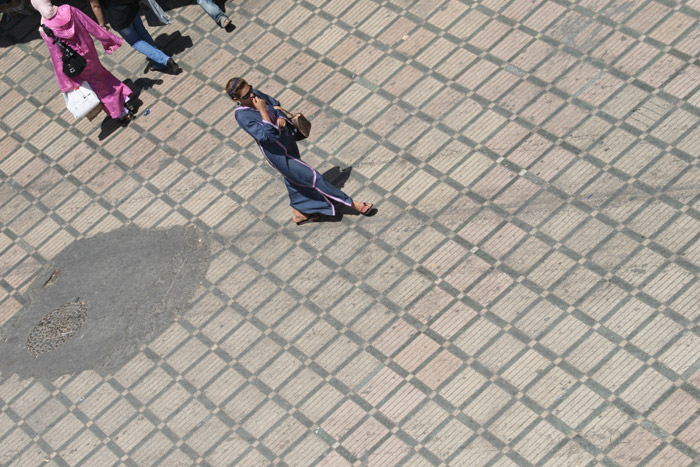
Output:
[
  {"xmin": 226, "ymin": 78, "xmax": 373, "ymax": 225},
  {"xmin": 88, "ymin": 0, "xmax": 181, "ymax": 74},
  {"xmin": 32, "ymin": 0, "xmax": 136, "ymax": 123}
]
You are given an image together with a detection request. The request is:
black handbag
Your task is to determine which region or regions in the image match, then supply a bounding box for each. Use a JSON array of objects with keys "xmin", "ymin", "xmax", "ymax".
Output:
[{"xmin": 40, "ymin": 25, "xmax": 86, "ymax": 77}]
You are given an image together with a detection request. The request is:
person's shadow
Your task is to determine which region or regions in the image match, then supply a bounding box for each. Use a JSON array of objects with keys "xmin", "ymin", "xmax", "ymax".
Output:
[
  {"xmin": 153, "ymin": 30, "xmax": 193, "ymax": 57},
  {"xmin": 314, "ymin": 166, "xmax": 377, "ymax": 222},
  {"xmin": 123, "ymin": 77, "xmax": 164, "ymax": 95},
  {"xmin": 97, "ymin": 77, "xmax": 162, "ymax": 140},
  {"xmin": 139, "ymin": 31, "xmax": 192, "ymax": 74},
  {"xmin": 324, "ymin": 166, "xmax": 352, "ymax": 190}
]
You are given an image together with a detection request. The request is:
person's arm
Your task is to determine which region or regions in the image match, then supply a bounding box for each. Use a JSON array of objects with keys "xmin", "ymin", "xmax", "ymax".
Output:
[
  {"xmin": 88, "ymin": 0, "xmax": 109, "ymax": 29},
  {"xmin": 236, "ymin": 108, "xmax": 281, "ymax": 144},
  {"xmin": 73, "ymin": 5, "xmax": 122, "ymax": 53},
  {"xmin": 253, "ymin": 91, "xmax": 287, "ymax": 127},
  {"xmin": 253, "ymin": 96, "xmax": 274, "ymax": 125}
]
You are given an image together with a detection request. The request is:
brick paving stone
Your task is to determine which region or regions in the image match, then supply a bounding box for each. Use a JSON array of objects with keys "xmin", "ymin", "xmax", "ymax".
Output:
[{"xmin": 2, "ymin": 0, "xmax": 700, "ymax": 465}]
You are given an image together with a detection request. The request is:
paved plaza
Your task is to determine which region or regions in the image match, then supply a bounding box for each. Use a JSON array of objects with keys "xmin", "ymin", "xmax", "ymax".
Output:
[{"xmin": 2, "ymin": 0, "xmax": 700, "ymax": 465}]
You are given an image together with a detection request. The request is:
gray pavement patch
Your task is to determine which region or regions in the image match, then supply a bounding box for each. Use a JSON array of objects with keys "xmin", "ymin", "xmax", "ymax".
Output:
[{"xmin": 0, "ymin": 225, "xmax": 210, "ymax": 379}]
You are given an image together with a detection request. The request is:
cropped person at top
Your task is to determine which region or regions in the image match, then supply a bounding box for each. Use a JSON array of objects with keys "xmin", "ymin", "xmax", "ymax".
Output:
[
  {"xmin": 32, "ymin": 0, "xmax": 136, "ymax": 123},
  {"xmin": 197, "ymin": 0, "xmax": 234, "ymax": 30},
  {"xmin": 226, "ymin": 77, "xmax": 374, "ymax": 225},
  {"xmin": 88, "ymin": 0, "xmax": 181, "ymax": 74}
]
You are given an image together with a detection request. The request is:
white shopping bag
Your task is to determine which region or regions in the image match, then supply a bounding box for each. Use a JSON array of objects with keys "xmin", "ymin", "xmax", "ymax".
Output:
[{"xmin": 63, "ymin": 81, "xmax": 100, "ymax": 119}]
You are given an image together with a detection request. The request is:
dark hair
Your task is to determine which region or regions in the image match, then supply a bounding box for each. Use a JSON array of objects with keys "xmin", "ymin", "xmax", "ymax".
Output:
[{"xmin": 225, "ymin": 77, "xmax": 247, "ymax": 100}]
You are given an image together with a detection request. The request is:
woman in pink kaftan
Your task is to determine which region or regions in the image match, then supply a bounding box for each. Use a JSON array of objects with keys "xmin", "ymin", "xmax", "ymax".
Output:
[{"xmin": 33, "ymin": 0, "xmax": 134, "ymax": 121}]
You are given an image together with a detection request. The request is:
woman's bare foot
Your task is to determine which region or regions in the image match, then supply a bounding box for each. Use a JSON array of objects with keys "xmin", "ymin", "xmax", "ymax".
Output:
[
  {"xmin": 352, "ymin": 201, "xmax": 374, "ymax": 215},
  {"xmin": 292, "ymin": 209, "xmax": 319, "ymax": 225}
]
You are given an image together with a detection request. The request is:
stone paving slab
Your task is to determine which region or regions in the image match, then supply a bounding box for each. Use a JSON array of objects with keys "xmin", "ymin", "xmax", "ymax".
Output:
[{"xmin": 2, "ymin": 0, "xmax": 700, "ymax": 465}]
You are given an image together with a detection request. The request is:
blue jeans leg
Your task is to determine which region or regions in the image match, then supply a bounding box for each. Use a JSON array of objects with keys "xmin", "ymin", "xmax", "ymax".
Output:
[
  {"xmin": 118, "ymin": 15, "xmax": 170, "ymax": 69},
  {"xmin": 197, "ymin": 0, "xmax": 225, "ymax": 23}
]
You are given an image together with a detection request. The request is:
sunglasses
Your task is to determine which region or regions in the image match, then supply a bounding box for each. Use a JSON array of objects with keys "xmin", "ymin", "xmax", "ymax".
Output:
[{"xmin": 239, "ymin": 87, "xmax": 254, "ymax": 100}]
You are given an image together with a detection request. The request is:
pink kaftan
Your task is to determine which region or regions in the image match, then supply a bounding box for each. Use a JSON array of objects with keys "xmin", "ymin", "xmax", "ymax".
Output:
[{"xmin": 39, "ymin": 4, "xmax": 132, "ymax": 119}]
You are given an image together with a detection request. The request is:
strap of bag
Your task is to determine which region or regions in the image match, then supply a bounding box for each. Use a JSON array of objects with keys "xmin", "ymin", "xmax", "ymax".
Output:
[
  {"xmin": 40, "ymin": 24, "xmax": 82, "ymax": 58},
  {"xmin": 40, "ymin": 24, "xmax": 57, "ymax": 41},
  {"xmin": 273, "ymin": 106, "xmax": 294, "ymax": 118},
  {"xmin": 40, "ymin": 24, "xmax": 69, "ymax": 50}
]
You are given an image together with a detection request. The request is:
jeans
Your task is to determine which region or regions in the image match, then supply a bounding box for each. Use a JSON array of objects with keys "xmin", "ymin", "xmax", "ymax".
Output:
[
  {"xmin": 197, "ymin": 0, "xmax": 225, "ymax": 23},
  {"xmin": 117, "ymin": 14, "xmax": 169, "ymax": 69}
]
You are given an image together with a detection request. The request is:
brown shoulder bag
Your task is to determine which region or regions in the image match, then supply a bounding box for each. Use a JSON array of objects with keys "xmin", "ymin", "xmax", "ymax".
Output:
[{"xmin": 274, "ymin": 106, "xmax": 311, "ymax": 141}]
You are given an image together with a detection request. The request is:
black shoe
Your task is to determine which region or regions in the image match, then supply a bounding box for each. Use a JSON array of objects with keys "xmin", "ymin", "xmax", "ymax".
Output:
[
  {"xmin": 118, "ymin": 112, "xmax": 134, "ymax": 126},
  {"xmin": 167, "ymin": 58, "xmax": 182, "ymax": 75},
  {"xmin": 124, "ymin": 97, "xmax": 141, "ymax": 115}
]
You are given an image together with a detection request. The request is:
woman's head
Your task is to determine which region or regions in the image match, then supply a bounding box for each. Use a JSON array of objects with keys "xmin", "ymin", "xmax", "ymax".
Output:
[
  {"xmin": 225, "ymin": 78, "xmax": 255, "ymax": 105},
  {"xmin": 31, "ymin": 0, "xmax": 57, "ymax": 19}
]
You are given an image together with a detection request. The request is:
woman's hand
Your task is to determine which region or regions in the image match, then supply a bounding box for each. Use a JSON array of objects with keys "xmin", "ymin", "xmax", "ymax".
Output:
[
  {"xmin": 252, "ymin": 96, "xmax": 267, "ymax": 112},
  {"xmin": 253, "ymin": 96, "xmax": 274, "ymax": 123},
  {"xmin": 89, "ymin": 0, "xmax": 108, "ymax": 30},
  {"xmin": 276, "ymin": 117, "xmax": 286, "ymax": 127}
]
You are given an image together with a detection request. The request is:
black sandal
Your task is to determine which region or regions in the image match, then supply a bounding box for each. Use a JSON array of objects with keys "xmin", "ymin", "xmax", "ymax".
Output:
[{"xmin": 295, "ymin": 213, "xmax": 319, "ymax": 225}]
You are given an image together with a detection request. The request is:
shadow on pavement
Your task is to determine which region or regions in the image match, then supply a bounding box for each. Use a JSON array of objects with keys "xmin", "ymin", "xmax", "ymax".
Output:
[
  {"xmin": 323, "ymin": 166, "xmax": 352, "ymax": 190},
  {"xmin": 303, "ymin": 166, "xmax": 379, "ymax": 223},
  {"xmin": 97, "ymin": 77, "xmax": 162, "ymax": 140},
  {"xmin": 153, "ymin": 30, "xmax": 193, "ymax": 56},
  {"xmin": 123, "ymin": 76, "xmax": 164, "ymax": 94},
  {"xmin": 97, "ymin": 115, "xmax": 124, "ymax": 140}
]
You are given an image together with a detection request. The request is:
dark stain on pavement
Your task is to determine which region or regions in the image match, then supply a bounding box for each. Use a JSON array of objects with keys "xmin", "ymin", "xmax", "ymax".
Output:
[{"xmin": 0, "ymin": 225, "xmax": 210, "ymax": 379}]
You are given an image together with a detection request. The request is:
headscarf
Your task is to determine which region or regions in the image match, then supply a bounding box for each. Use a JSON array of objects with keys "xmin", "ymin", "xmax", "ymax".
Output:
[{"xmin": 30, "ymin": 0, "xmax": 57, "ymax": 19}]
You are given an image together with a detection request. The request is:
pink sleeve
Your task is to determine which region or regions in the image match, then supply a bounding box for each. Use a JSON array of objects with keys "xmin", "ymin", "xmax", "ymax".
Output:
[
  {"xmin": 71, "ymin": 5, "xmax": 122, "ymax": 54},
  {"xmin": 40, "ymin": 30, "xmax": 81, "ymax": 93}
]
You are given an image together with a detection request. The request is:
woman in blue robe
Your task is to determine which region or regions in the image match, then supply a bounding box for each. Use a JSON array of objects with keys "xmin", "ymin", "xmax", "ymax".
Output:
[{"xmin": 226, "ymin": 77, "xmax": 373, "ymax": 225}]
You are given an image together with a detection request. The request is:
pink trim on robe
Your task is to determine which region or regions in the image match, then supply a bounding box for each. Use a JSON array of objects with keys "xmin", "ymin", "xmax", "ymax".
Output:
[{"xmin": 40, "ymin": 4, "xmax": 132, "ymax": 119}]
